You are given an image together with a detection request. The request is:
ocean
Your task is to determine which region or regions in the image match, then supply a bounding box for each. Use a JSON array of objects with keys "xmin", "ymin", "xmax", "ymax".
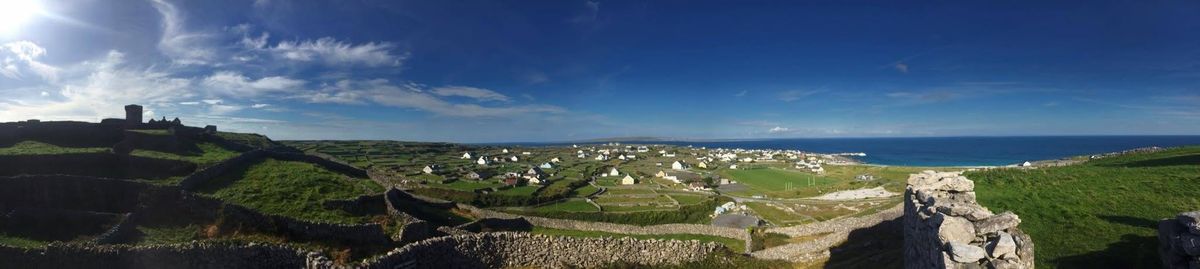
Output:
[{"xmin": 497, "ymin": 136, "xmax": 1200, "ymax": 167}]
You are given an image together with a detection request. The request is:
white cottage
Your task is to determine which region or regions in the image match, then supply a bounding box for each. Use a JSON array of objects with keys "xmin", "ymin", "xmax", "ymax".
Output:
[{"xmin": 621, "ymin": 175, "xmax": 637, "ymax": 185}]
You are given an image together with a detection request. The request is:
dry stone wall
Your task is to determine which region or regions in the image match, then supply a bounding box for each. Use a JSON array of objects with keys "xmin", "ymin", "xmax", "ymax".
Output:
[
  {"xmin": 904, "ymin": 171, "xmax": 1035, "ymax": 269},
  {"xmin": 0, "ymin": 242, "xmax": 311, "ymax": 269},
  {"xmin": 1159, "ymin": 211, "xmax": 1200, "ymax": 268},
  {"xmin": 340, "ymin": 232, "xmax": 724, "ymax": 269},
  {"xmin": 457, "ymin": 202, "xmax": 751, "ymax": 246}
]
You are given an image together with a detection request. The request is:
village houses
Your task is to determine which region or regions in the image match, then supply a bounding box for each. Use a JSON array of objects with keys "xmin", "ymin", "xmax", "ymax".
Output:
[{"xmin": 621, "ymin": 175, "xmax": 637, "ymax": 185}]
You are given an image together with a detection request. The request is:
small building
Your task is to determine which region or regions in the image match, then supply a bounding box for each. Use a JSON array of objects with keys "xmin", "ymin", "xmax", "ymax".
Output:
[
  {"xmin": 204, "ymin": 125, "xmax": 217, "ymax": 134},
  {"xmin": 422, "ymin": 165, "xmax": 442, "ymax": 174},
  {"xmin": 697, "ymin": 162, "xmax": 709, "ymax": 169},
  {"xmin": 550, "ymin": 157, "xmax": 561, "ymax": 163},
  {"xmin": 502, "ymin": 148, "xmax": 510, "ymax": 153},
  {"xmin": 595, "ymin": 154, "xmax": 609, "ymax": 161},
  {"xmin": 655, "ymin": 170, "xmax": 668, "ymax": 178},
  {"xmin": 621, "ymin": 175, "xmax": 637, "ymax": 185},
  {"xmin": 539, "ymin": 162, "xmax": 555, "ymax": 169},
  {"xmin": 729, "ymin": 164, "xmax": 738, "ymax": 169},
  {"xmin": 477, "ymin": 157, "xmax": 491, "ymax": 165},
  {"xmin": 509, "ymin": 156, "xmax": 520, "ymax": 162},
  {"xmin": 1020, "ymin": 161, "xmax": 1033, "ymax": 167},
  {"xmin": 522, "ymin": 151, "xmax": 532, "ymax": 155},
  {"xmin": 524, "ymin": 167, "xmax": 545, "ymax": 184},
  {"xmin": 462, "ymin": 152, "xmax": 474, "ymax": 159},
  {"xmin": 608, "ymin": 167, "xmax": 620, "ymax": 177},
  {"xmin": 502, "ymin": 177, "xmax": 522, "ymax": 186},
  {"xmin": 672, "ymin": 161, "xmax": 689, "ymax": 170},
  {"xmin": 466, "ymin": 171, "xmax": 491, "ymax": 180}
]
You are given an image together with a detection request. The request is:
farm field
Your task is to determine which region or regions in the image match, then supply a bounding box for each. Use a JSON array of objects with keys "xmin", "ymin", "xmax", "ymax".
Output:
[
  {"xmin": 194, "ymin": 158, "xmax": 385, "ymax": 224},
  {"xmin": 970, "ymin": 146, "xmax": 1200, "ymax": 268}
]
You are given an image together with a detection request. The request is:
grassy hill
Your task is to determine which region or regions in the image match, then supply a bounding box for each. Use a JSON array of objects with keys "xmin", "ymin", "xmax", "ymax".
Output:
[{"xmin": 967, "ymin": 146, "xmax": 1200, "ymax": 268}]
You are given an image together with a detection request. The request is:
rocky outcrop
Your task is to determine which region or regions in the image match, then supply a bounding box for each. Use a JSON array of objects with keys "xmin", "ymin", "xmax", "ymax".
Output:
[
  {"xmin": 347, "ymin": 232, "xmax": 724, "ymax": 269},
  {"xmin": 1159, "ymin": 211, "xmax": 1200, "ymax": 268},
  {"xmin": 904, "ymin": 171, "xmax": 1034, "ymax": 269},
  {"xmin": 0, "ymin": 242, "xmax": 312, "ymax": 269}
]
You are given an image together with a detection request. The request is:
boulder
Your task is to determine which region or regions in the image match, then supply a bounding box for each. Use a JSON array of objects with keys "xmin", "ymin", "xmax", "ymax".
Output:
[
  {"xmin": 936, "ymin": 214, "xmax": 976, "ymax": 244},
  {"xmin": 1177, "ymin": 233, "xmax": 1200, "ymax": 256},
  {"xmin": 987, "ymin": 232, "xmax": 1017, "ymax": 259},
  {"xmin": 946, "ymin": 242, "xmax": 986, "ymax": 263},
  {"xmin": 975, "ymin": 212, "xmax": 1021, "ymax": 235},
  {"xmin": 936, "ymin": 202, "xmax": 995, "ymax": 221},
  {"xmin": 987, "ymin": 258, "xmax": 1021, "ymax": 269},
  {"xmin": 1179, "ymin": 211, "xmax": 1200, "ymax": 235}
]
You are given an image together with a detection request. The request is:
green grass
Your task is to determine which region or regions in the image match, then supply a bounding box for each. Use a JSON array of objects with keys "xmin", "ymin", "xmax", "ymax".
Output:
[
  {"xmin": 493, "ymin": 185, "xmax": 540, "ymax": 196},
  {"xmin": 669, "ymin": 194, "xmax": 709, "ymax": 205},
  {"xmin": 135, "ymin": 225, "xmax": 201, "ymax": 245},
  {"xmin": 0, "ymin": 140, "xmax": 109, "ymax": 155},
  {"xmin": 531, "ymin": 227, "xmax": 746, "ymax": 253},
  {"xmin": 128, "ymin": 129, "xmax": 169, "ymax": 135},
  {"xmin": 533, "ymin": 198, "xmax": 599, "ymax": 213},
  {"xmin": 721, "ymin": 167, "xmax": 839, "ymax": 197},
  {"xmin": 601, "ymin": 205, "xmax": 675, "ymax": 212},
  {"xmin": 0, "ymin": 233, "xmax": 47, "ymax": 248},
  {"xmin": 427, "ymin": 180, "xmax": 502, "ymax": 191},
  {"xmin": 217, "ymin": 132, "xmax": 279, "ymax": 149},
  {"xmin": 195, "ymin": 158, "xmax": 385, "ymax": 224},
  {"xmin": 968, "ymin": 146, "xmax": 1200, "ymax": 268},
  {"xmin": 572, "ymin": 184, "xmax": 601, "ymax": 197},
  {"xmin": 130, "ymin": 142, "xmax": 240, "ymax": 166},
  {"xmin": 603, "ymin": 187, "xmax": 658, "ymax": 195}
]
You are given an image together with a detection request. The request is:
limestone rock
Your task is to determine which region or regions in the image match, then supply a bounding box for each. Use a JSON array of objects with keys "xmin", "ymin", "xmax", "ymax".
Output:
[
  {"xmin": 987, "ymin": 232, "xmax": 1017, "ymax": 259},
  {"xmin": 946, "ymin": 242, "xmax": 986, "ymax": 263},
  {"xmin": 1179, "ymin": 211, "xmax": 1200, "ymax": 235},
  {"xmin": 987, "ymin": 258, "xmax": 1020, "ymax": 269},
  {"xmin": 974, "ymin": 212, "xmax": 1021, "ymax": 235},
  {"xmin": 1177, "ymin": 233, "xmax": 1200, "ymax": 256},
  {"xmin": 937, "ymin": 214, "xmax": 976, "ymax": 244},
  {"xmin": 936, "ymin": 202, "xmax": 994, "ymax": 221}
]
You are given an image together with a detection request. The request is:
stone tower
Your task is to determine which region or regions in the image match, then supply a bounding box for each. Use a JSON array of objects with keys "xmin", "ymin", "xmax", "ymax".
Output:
[{"xmin": 124, "ymin": 104, "xmax": 143, "ymax": 125}]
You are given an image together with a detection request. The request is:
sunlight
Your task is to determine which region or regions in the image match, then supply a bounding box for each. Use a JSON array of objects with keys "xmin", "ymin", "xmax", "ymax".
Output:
[{"xmin": 0, "ymin": 0, "xmax": 42, "ymax": 35}]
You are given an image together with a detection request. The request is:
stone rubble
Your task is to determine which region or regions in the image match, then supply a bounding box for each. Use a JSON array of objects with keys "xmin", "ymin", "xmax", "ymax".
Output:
[
  {"xmin": 1159, "ymin": 211, "xmax": 1200, "ymax": 268},
  {"xmin": 904, "ymin": 170, "xmax": 1035, "ymax": 269}
]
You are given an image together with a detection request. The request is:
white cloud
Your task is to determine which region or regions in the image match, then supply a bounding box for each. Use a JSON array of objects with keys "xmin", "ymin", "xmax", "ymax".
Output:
[
  {"xmin": 734, "ymin": 90, "xmax": 748, "ymax": 97},
  {"xmin": 149, "ymin": 0, "xmax": 219, "ymax": 65},
  {"xmin": 778, "ymin": 89, "xmax": 824, "ymax": 102},
  {"xmin": 272, "ymin": 37, "xmax": 404, "ymax": 67},
  {"xmin": 768, "ymin": 126, "xmax": 790, "ymax": 134},
  {"xmin": 201, "ymin": 71, "xmax": 305, "ymax": 97},
  {"xmin": 894, "ymin": 62, "xmax": 909, "ymax": 73},
  {"xmin": 251, "ymin": 103, "xmax": 270, "ymax": 108},
  {"xmin": 303, "ymin": 79, "xmax": 565, "ymax": 118},
  {"xmin": 430, "ymin": 86, "xmax": 511, "ymax": 102},
  {"xmin": 1, "ymin": 41, "xmax": 59, "ymax": 81},
  {"xmin": 0, "ymin": 50, "xmax": 195, "ymax": 122}
]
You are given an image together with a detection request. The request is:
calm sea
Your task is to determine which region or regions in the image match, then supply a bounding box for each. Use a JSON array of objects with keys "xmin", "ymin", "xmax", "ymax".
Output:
[{"xmin": 495, "ymin": 136, "xmax": 1200, "ymax": 167}]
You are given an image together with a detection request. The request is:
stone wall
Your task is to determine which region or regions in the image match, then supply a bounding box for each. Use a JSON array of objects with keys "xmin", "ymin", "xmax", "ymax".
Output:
[
  {"xmin": 0, "ymin": 153, "xmax": 196, "ymax": 179},
  {"xmin": 0, "ymin": 121, "xmax": 124, "ymax": 148},
  {"xmin": 903, "ymin": 171, "xmax": 1035, "ymax": 269},
  {"xmin": 0, "ymin": 175, "xmax": 152, "ymax": 213},
  {"xmin": 268, "ymin": 151, "xmax": 369, "ymax": 178},
  {"xmin": 1158, "ymin": 211, "xmax": 1200, "ymax": 268},
  {"xmin": 0, "ymin": 242, "xmax": 311, "ymax": 269},
  {"xmin": 345, "ymin": 232, "xmax": 724, "ymax": 269},
  {"xmin": 178, "ymin": 150, "xmax": 266, "ymax": 191},
  {"xmin": 751, "ymin": 204, "xmax": 904, "ymax": 262},
  {"xmin": 456, "ymin": 203, "xmax": 750, "ymax": 244},
  {"xmin": 322, "ymin": 194, "xmax": 386, "ymax": 216},
  {"xmin": 767, "ymin": 202, "xmax": 904, "ymax": 237}
]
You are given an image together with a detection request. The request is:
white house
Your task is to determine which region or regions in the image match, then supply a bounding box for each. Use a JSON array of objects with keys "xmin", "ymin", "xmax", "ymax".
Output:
[
  {"xmin": 502, "ymin": 148, "xmax": 510, "ymax": 153},
  {"xmin": 621, "ymin": 175, "xmax": 637, "ymax": 185},
  {"xmin": 608, "ymin": 167, "xmax": 620, "ymax": 176},
  {"xmin": 594, "ymin": 154, "xmax": 609, "ymax": 161},
  {"xmin": 672, "ymin": 161, "xmax": 689, "ymax": 170},
  {"xmin": 697, "ymin": 162, "xmax": 709, "ymax": 169},
  {"xmin": 663, "ymin": 152, "xmax": 677, "ymax": 157},
  {"xmin": 461, "ymin": 152, "xmax": 473, "ymax": 159},
  {"xmin": 477, "ymin": 157, "xmax": 491, "ymax": 165},
  {"xmin": 539, "ymin": 162, "xmax": 555, "ymax": 169},
  {"xmin": 522, "ymin": 151, "xmax": 532, "ymax": 155},
  {"xmin": 422, "ymin": 165, "xmax": 440, "ymax": 174},
  {"xmin": 510, "ymin": 156, "xmax": 520, "ymax": 162},
  {"xmin": 729, "ymin": 164, "xmax": 738, "ymax": 169},
  {"xmin": 1020, "ymin": 161, "xmax": 1033, "ymax": 167},
  {"xmin": 637, "ymin": 146, "xmax": 649, "ymax": 152},
  {"xmin": 550, "ymin": 157, "xmax": 561, "ymax": 163},
  {"xmin": 524, "ymin": 168, "xmax": 545, "ymax": 184}
]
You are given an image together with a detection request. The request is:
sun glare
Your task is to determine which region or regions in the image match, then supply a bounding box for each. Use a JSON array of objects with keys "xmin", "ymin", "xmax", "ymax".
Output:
[{"xmin": 0, "ymin": 0, "xmax": 42, "ymax": 35}]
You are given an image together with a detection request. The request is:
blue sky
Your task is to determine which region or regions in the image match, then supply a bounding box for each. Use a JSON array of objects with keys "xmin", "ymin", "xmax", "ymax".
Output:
[{"xmin": 0, "ymin": 0, "xmax": 1197, "ymax": 142}]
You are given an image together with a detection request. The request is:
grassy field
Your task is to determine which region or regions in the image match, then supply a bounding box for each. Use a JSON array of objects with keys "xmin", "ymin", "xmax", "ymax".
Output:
[
  {"xmin": 0, "ymin": 141, "xmax": 109, "ymax": 155},
  {"xmin": 969, "ymin": 146, "xmax": 1200, "ymax": 268},
  {"xmin": 494, "ymin": 185, "xmax": 541, "ymax": 196},
  {"xmin": 721, "ymin": 167, "xmax": 839, "ymax": 197},
  {"xmin": 426, "ymin": 180, "xmax": 502, "ymax": 191},
  {"xmin": 533, "ymin": 198, "xmax": 599, "ymax": 213},
  {"xmin": 530, "ymin": 227, "xmax": 746, "ymax": 253},
  {"xmin": 0, "ymin": 233, "xmax": 48, "ymax": 248},
  {"xmin": 195, "ymin": 158, "xmax": 385, "ymax": 224},
  {"xmin": 669, "ymin": 194, "xmax": 709, "ymax": 205},
  {"xmin": 130, "ymin": 142, "xmax": 240, "ymax": 166}
]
